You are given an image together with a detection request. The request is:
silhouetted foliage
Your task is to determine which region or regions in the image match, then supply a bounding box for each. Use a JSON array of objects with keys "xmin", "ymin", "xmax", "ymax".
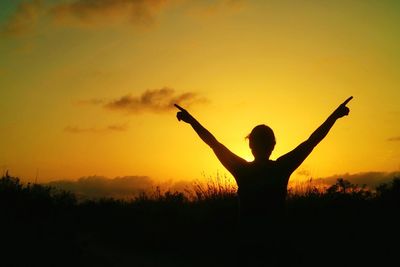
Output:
[
  {"xmin": 1, "ymin": 174, "xmax": 399, "ymax": 266},
  {"xmin": 376, "ymin": 177, "xmax": 400, "ymax": 204}
]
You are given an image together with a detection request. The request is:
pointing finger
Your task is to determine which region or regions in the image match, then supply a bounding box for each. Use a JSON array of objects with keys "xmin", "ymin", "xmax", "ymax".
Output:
[
  {"xmin": 174, "ymin": 104, "xmax": 185, "ymax": 111},
  {"xmin": 341, "ymin": 96, "xmax": 353, "ymax": 106}
]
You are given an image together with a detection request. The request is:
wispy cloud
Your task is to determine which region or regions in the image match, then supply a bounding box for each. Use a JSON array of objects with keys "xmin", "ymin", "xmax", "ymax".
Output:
[
  {"xmin": 2, "ymin": 0, "xmax": 246, "ymax": 36},
  {"xmin": 84, "ymin": 87, "xmax": 207, "ymax": 114},
  {"xmin": 315, "ymin": 171, "xmax": 400, "ymax": 188},
  {"xmin": 64, "ymin": 123, "xmax": 128, "ymax": 134},
  {"xmin": 49, "ymin": 0, "xmax": 171, "ymax": 27},
  {"xmin": 46, "ymin": 175, "xmax": 200, "ymax": 199},
  {"xmin": 187, "ymin": 0, "xmax": 246, "ymax": 17},
  {"xmin": 388, "ymin": 136, "xmax": 400, "ymax": 142},
  {"xmin": 47, "ymin": 175, "xmax": 153, "ymax": 199},
  {"xmin": 296, "ymin": 169, "xmax": 311, "ymax": 177},
  {"xmin": 106, "ymin": 124, "xmax": 128, "ymax": 131},
  {"xmin": 76, "ymin": 98, "xmax": 106, "ymax": 106},
  {"xmin": 1, "ymin": 0, "xmax": 42, "ymax": 37}
]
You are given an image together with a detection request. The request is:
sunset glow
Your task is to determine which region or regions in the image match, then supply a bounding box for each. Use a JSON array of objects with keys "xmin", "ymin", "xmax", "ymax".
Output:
[{"xmin": 1, "ymin": 0, "xmax": 399, "ymax": 186}]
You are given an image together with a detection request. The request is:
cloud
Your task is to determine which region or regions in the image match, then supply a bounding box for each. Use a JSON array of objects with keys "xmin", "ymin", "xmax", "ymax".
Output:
[
  {"xmin": 49, "ymin": 0, "xmax": 171, "ymax": 27},
  {"xmin": 186, "ymin": 0, "xmax": 246, "ymax": 17},
  {"xmin": 46, "ymin": 175, "xmax": 235, "ymax": 200},
  {"xmin": 315, "ymin": 171, "xmax": 400, "ymax": 188},
  {"xmin": 64, "ymin": 123, "xmax": 128, "ymax": 133},
  {"xmin": 1, "ymin": 0, "xmax": 42, "ymax": 37},
  {"xmin": 76, "ymin": 99, "xmax": 106, "ymax": 106},
  {"xmin": 2, "ymin": 0, "xmax": 246, "ymax": 36},
  {"xmin": 102, "ymin": 87, "xmax": 207, "ymax": 114},
  {"xmin": 47, "ymin": 175, "xmax": 153, "ymax": 199},
  {"xmin": 296, "ymin": 169, "xmax": 311, "ymax": 177},
  {"xmin": 107, "ymin": 124, "xmax": 128, "ymax": 131},
  {"xmin": 388, "ymin": 136, "xmax": 400, "ymax": 142}
]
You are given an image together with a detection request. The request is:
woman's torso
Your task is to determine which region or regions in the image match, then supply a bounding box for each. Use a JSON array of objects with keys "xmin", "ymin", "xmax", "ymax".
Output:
[{"xmin": 235, "ymin": 160, "xmax": 290, "ymax": 218}]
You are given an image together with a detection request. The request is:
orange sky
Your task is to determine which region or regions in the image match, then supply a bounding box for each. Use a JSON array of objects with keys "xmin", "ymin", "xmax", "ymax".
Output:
[{"xmin": 0, "ymin": 0, "xmax": 399, "ymax": 184}]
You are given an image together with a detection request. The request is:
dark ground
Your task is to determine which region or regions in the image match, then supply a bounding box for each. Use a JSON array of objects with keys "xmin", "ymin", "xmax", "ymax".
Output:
[{"xmin": 1, "ymin": 175, "xmax": 399, "ymax": 267}]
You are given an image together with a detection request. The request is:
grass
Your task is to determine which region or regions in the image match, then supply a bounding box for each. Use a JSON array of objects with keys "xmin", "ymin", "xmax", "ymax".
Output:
[{"xmin": 1, "ymin": 172, "xmax": 399, "ymax": 266}]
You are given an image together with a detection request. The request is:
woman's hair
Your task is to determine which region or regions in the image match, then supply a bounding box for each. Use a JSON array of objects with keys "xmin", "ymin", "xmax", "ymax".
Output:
[{"xmin": 246, "ymin": 124, "xmax": 276, "ymax": 154}]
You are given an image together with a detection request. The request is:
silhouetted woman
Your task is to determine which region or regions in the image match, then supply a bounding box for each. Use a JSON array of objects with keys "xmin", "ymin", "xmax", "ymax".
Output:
[{"xmin": 175, "ymin": 97, "xmax": 353, "ymax": 265}]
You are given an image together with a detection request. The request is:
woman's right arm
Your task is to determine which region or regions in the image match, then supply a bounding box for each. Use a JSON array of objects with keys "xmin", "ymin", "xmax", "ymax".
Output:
[{"xmin": 175, "ymin": 104, "xmax": 246, "ymax": 176}]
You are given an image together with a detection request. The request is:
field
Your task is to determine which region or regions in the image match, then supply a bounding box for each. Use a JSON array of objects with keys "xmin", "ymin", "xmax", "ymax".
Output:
[{"xmin": 1, "ymin": 173, "xmax": 399, "ymax": 267}]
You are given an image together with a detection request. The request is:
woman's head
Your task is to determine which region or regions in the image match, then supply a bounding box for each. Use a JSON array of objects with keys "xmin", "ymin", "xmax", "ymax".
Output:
[{"xmin": 247, "ymin": 124, "xmax": 276, "ymax": 160}]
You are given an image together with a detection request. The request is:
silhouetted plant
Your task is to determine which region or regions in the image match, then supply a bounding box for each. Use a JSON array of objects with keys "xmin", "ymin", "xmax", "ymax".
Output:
[
  {"xmin": 1, "ymin": 173, "xmax": 399, "ymax": 267},
  {"xmin": 288, "ymin": 178, "xmax": 325, "ymax": 199},
  {"xmin": 134, "ymin": 186, "xmax": 188, "ymax": 204},
  {"xmin": 326, "ymin": 178, "xmax": 351, "ymax": 194},
  {"xmin": 189, "ymin": 173, "xmax": 237, "ymax": 201},
  {"xmin": 325, "ymin": 178, "xmax": 371, "ymax": 198},
  {"xmin": 0, "ymin": 172, "xmax": 76, "ymax": 210},
  {"xmin": 376, "ymin": 177, "xmax": 400, "ymax": 205},
  {"xmin": 0, "ymin": 172, "xmax": 23, "ymax": 194}
]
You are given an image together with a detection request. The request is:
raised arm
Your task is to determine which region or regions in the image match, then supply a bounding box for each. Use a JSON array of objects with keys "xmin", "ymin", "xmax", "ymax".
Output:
[
  {"xmin": 175, "ymin": 104, "xmax": 246, "ymax": 176},
  {"xmin": 277, "ymin": 96, "xmax": 353, "ymax": 174}
]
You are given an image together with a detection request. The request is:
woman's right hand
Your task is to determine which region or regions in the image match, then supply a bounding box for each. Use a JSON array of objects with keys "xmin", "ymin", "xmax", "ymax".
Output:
[{"xmin": 174, "ymin": 104, "xmax": 195, "ymax": 124}]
